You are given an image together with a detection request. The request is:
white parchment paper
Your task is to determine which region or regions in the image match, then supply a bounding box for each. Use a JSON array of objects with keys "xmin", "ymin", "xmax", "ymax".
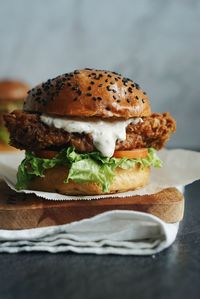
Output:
[{"xmin": 0, "ymin": 149, "xmax": 199, "ymax": 200}]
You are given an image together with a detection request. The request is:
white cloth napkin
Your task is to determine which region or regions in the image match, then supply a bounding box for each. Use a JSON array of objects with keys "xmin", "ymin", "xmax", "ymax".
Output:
[{"xmin": 0, "ymin": 210, "xmax": 179, "ymax": 255}]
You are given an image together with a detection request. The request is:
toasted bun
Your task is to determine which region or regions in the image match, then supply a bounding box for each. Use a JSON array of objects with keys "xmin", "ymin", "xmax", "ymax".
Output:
[
  {"xmin": 0, "ymin": 80, "xmax": 30, "ymax": 102},
  {"xmin": 28, "ymin": 164, "xmax": 150, "ymax": 195},
  {"xmin": 0, "ymin": 143, "xmax": 19, "ymax": 152},
  {"xmin": 24, "ymin": 69, "xmax": 151, "ymax": 118}
]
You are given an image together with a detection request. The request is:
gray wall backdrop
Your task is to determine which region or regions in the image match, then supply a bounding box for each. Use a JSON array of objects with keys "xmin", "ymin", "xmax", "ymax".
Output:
[{"xmin": 0, "ymin": 0, "xmax": 199, "ymax": 148}]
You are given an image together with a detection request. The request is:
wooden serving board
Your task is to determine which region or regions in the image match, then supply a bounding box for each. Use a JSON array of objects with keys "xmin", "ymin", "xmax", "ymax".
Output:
[{"xmin": 0, "ymin": 181, "xmax": 184, "ymax": 229}]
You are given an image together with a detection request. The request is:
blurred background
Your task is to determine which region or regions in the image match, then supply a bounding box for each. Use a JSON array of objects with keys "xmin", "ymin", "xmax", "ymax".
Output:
[{"xmin": 0, "ymin": 0, "xmax": 199, "ymax": 149}]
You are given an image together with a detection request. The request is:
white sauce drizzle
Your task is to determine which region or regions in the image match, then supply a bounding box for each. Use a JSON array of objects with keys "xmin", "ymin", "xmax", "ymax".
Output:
[{"xmin": 40, "ymin": 115, "xmax": 143, "ymax": 157}]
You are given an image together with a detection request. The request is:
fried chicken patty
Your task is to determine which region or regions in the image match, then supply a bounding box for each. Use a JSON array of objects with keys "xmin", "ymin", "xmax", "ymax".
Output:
[{"xmin": 4, "ymin": 110, "xmax": 176, "ymax": 152}]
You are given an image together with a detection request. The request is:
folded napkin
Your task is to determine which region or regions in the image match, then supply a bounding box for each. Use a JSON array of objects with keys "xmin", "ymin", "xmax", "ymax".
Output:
[{"xmin": 0, "ymin": 210, "xmax": 178, "ymax": 255}]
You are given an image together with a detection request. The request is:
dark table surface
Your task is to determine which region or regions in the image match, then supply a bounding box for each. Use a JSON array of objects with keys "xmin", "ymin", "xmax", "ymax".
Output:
[{"xmin": 0, "ymin": 181, "xmax": 200, "ymax": 299}]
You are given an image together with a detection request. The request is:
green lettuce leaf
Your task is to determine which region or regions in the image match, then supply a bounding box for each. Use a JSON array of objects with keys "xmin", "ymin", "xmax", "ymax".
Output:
[{"xmin": 16, "ymin": 147, "xmax": 162, "ymax": 192}]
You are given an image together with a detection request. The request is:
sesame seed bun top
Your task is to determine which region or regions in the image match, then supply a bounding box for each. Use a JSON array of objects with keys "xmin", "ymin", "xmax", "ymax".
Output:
[{"xmin": 24, "ymin": 69, "xmax": 151, "ymax": 118}]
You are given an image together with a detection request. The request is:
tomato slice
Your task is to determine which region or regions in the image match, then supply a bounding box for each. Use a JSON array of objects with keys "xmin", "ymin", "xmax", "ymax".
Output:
[
  {"xmin": 34, "ymin": 150, "xmax": 59, "ymax": 159},
  {"xmin": 34, "ymin": 148, "xmax": 148, "ymax": 159},
  {"xmin": 113, "ymin": 148, "xmax": 148, "ymax": 159}
]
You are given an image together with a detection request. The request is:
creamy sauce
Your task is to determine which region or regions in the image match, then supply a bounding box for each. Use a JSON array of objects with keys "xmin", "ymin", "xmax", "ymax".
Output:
[{"xmin": 40, "ymin": 115, "xmax": 143, "ymax": 157}]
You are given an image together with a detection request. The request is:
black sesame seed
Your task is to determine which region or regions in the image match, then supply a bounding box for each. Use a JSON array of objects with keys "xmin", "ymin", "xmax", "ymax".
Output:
[
  {"xmin": 85, "ymin": 68, "xmax": 92, "ymax": 70},
  {"xmin": 127, "ymin": 99, "xmax": 131, "ymax": 103},
  {"xmin": 135, "ymin": 83, "xmax": 140, "ymax": 89},
  {"xmin": 131, "ymin": 83, "xmax": 135, "ymax": 88},
  {"xmin": 143, "ymin": 91, "xmax": 146, "ymax": 95},
  {"xmin": 113, "ymin": 96, "xmax": 116, "ymax": 99},
  {"xmin": 90, "ymin": 81, "xmax": 95, "ymax": 85},
  {"xmin": 86, "ymin": 93, "xmax": 92, "ymax": 96},
  {"xmin": 117, "ymin": 100, "xmax": 121, "ymax": 103},
  {"xmin": 105, "ymin": 79, "xmax": 108, "ymax": 83},
  {"xmin": 92, "ymin": 97, "xmax": 97, "ymax": 101},
  {"xmin": 94, "ymin": 74, "xmax": 102, "ymax": 80},
  {"xmin": 73, "ymin": 97, "xmax": 78, "ymax": 101},
  {"xmin": 135, "ymin": 96, "xmax": 139, "ymax": 100},
  {"xmin": 122, "ymin": 77, "xmax": 130, "ymax": 86},
  {"xmin": 142, "ymin": 99, "xmax": 145, "ymax": 103},
  {"xmin": 106, "ymin": 86, "xmax": 111, "ymax": 91},
  {"xmin": 74, "ymin": 70, "xmax": 80, "ymax": 74},
  {"xmin": 44, "ymin": 86, "xmax": 50, "ymax": 92},
  {"xmin": 128, "ymin": 87, "xmax": 133, "ymax": 93},
  {"xmin": 107, "ymin": 74, "xmax": 112, "ymax": 78},
  {"xmin": 35, "ymin": 90, "xmax": 42, "ymax": 96},
  {"xmin": 88, "ymin": 86, "xmax": 92, "ymax": 90},
  {"xmin": 77, "ymin": 90, "xmax": 82, "ymax": 95},
  {"xmin": 98, "ymin": 84, "xmax": 103, "ymax": 87},
  {"xmin": 106, "ymin": 107, "xmax": 111, "ymax": 111},
  {"xmin": 115, "ymin": 78, "xmax": 118, "ymax": 81},
  {"xmin": 97, "ymin": 97, "xmax": 102, "ymax": 101},
  {"xmin": 112, "ymin": 89, "xmax": 117, "ymax": 93}
]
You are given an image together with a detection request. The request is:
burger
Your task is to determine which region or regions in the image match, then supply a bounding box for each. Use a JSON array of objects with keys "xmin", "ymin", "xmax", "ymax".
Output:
[
  {"xmin": 0, "ymin": 80, "xmax": 30, "ymax": 151},
  {"xmin": 4, "ymin": 69, "xmax": 176, "ymax": 195}
]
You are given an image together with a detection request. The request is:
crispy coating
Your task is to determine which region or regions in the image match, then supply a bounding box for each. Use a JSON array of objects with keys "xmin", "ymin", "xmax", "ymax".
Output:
[
  {"xmin": 4, "ymin": 110, "xmax": 176, "ymax": 152},
  {"xmin": 116, "ymin": 112, "xmax": 176, "ymax": 150}
]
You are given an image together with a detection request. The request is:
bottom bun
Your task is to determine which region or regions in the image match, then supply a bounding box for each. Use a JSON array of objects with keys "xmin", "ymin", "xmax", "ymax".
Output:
[
  {"xmin": 0, "ymin": 143, "xmax": 19, "ymax": 152},
  {"xmin": 28, "ymin": 164, "xmax": 150, "ymax": 195}
]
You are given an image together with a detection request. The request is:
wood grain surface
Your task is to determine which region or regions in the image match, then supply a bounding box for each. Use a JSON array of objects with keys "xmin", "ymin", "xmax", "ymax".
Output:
[{"xmin": 0, "ymin": 181, "xmax": 184, "ymax": 229}]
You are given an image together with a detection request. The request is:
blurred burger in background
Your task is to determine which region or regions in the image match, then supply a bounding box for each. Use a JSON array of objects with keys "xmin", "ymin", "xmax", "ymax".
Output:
[{"xmin": 0, "ymin": 80, "xmax": 30, "ymax": 151}]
